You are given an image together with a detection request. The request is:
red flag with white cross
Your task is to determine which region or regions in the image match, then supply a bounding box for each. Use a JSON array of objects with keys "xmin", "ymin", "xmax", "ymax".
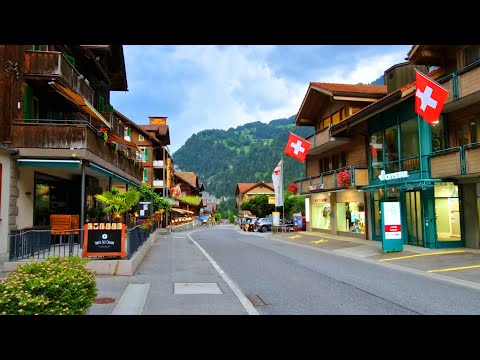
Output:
[
  {"xmin": 414, "ymin": 69, "xmax": 449, "ymax": 125},
  {"xmin": 284, "ymin": 132, "xmax": 311, "ymax": 162}
]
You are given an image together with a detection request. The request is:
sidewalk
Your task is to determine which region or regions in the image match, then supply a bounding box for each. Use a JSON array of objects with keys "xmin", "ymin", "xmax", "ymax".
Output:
[
  {"xmin": 85, "ymin": 229, "xmax": 251, "ymax": 315},
  {"xmin": 266, "ymin": 229, "xmax": 480, "ymax": 287}
]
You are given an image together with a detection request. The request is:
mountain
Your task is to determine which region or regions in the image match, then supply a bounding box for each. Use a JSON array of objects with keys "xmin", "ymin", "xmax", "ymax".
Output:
[
  {"xmin": 369, "ymin": 74, "xmax": 384, "ymax": 85},
  {"xmin": 172, "ymin": 115, "xmax": 314, "ymax": 201}
]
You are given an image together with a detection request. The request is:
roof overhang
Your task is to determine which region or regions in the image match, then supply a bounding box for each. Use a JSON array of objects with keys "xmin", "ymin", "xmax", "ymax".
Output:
[{"xmin": 307, "ymin": 137, "xmax": 351, "ymax": 156}]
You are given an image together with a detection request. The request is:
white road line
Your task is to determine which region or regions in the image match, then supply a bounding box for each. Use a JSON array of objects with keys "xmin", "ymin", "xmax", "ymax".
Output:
[
  {"xmin": 111, "ymin": 283, "xmax": 151, "ymax": 315},
  {"xmin": 188, "ymin": 234, "xmax": 259, "ymax": 315}
]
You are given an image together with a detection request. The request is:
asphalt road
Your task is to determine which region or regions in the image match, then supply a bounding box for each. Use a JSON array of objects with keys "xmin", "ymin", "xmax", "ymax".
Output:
[{"xmin": 190, "ymin": 225, "xmax": 480, "ymax": 315}]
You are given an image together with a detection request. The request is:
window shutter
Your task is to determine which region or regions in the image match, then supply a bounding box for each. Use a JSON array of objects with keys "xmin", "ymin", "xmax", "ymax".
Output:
[
  {"xmin": 143, "ymin": 168, "xmax": 148, "ymax": 183},
  {"xmin": 64, "ymin": 54, "xmax": 76, "ymax": 68},
  {"xmin": 127, "ymin": 128, "xmax": 131, "ymax": 136},
  {"xmin": 97, "ymin": 96, "xmax": 105, "ymax": 112},
  {"xmin": 23, "ymin": 84, "xmax": 33, "ymax": 120},
  {"xmin": 144, "ymin": 148, "xmax": 149, "ymax": 161},
  {"xmin": 33, "ymin": 45, "xmax": 42, "ymax": 51}
]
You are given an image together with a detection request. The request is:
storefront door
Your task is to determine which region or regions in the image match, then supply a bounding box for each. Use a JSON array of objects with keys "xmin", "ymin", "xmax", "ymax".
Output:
[{"xmin": 404, "ymin": 190, "xmax": 423, "ymax": 246}]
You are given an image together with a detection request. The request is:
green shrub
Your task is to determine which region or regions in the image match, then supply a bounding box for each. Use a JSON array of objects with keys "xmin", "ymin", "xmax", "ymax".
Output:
[{"xmin": 0, "ymin": 256, "xmax": 97, "ymax": 315}]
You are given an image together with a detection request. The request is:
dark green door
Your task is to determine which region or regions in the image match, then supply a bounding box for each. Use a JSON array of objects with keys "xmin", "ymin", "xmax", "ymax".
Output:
[{"xmin": 404, "ymin": 191, "xmax": 423, "ymax": 246}]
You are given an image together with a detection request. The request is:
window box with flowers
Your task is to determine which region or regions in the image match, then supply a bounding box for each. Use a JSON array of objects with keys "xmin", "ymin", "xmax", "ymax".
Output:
[{"xmin": 337, "ymin": 169, "xmax": 351, "ymax": 188}]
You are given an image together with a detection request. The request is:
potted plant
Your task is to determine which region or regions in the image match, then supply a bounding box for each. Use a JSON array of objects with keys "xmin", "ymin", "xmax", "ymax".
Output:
[{"xmin": 337, "ymin": 169, "xmax": 351, "ymax": 188}]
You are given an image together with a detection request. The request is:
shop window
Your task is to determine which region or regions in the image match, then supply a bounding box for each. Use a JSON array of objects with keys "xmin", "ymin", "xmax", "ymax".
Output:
[
  {"xmin": 435, "ymin": 183, "xmax": 461, "ymax": 242},
  {"xmin": 311, "ymin": 202, "xmax": 331, "ymax": 230},
  {"xmin": 400, "ymin": 119, "xmax": 420, "ymax": 171},
  {"xmin": 336, "ymin": 201, "xmax": 366, "ymax": 233}
]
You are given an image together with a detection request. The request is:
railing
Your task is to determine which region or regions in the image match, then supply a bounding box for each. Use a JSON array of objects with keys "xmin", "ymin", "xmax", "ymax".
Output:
[
  {"xmin": 24, "ymin": 50, "xmax": 94, "ymax": 104},
  {"xmin": 429, "ymin": 146, "xmax": 464, "ymax": 178},
  {"xmin": 9, "ymin": 227, "xmax": 83, "ymax": 261},
  {"xmin": 295, "ymin": 165, "xmax": 369, "ymax": 194},
  {"xmin": 126, "ymin": 221, "xmax": 158, "ymax": 259},
  {"xmin": 11, "ymin": 119, "xmax": 143, "ymax": 181},
  {"xmin": 437, "ymin": 60, "xmax": 480, "ymax": 104},
  {"xmin": 153, "ymin": 180, "xmax": 164, "ymax": 187}
]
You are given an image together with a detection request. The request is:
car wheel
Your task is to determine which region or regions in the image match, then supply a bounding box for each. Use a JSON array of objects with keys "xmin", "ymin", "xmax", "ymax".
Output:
[{"xmin": 260, "ymin": 226, "xmax": 267, "ymax": 233}]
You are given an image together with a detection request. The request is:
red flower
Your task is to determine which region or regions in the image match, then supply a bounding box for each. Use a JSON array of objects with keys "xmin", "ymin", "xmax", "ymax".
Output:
[
  {"xmin": 288, "ymin": 183, "xmax": 298, "ymax": 194},
  {"xmin": 337, "ymin": 169, "xmax": 351, "ymax": 187}
]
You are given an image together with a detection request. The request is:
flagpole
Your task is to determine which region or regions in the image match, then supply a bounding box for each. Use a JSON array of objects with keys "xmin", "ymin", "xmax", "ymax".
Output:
[{"xmin": 282, "ymin": 155, "xmax": 285, "ymax": 222}]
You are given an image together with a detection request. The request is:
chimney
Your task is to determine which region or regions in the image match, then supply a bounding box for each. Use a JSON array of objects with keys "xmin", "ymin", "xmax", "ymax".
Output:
[{"xmin": 149, "ymin": 116, "xmax": 168, "ymax": 125}]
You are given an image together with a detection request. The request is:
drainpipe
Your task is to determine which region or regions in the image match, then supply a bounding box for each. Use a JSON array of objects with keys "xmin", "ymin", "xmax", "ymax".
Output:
[{"xmin": 162, "ymin": 146, "xmax": 166, "ymax": 197}]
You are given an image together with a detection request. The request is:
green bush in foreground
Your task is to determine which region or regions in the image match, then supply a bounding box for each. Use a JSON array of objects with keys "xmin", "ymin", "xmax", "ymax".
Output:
[{"xmin": 0, "ymin": 256, "xmax": 97, "ymax": 315}]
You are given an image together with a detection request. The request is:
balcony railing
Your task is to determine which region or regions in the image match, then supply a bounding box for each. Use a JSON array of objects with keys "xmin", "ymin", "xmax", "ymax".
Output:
[
  {"xmin": 24, "ymin": 50, "xmax": 94, "ymax": 104},
  {"xmin": 295, "ymin": 165, "xmax": 369, "ymax": 194},
  {"xmin": 153, "ymin": 160, "xmax": 164, "ymax": 168},
  {"xmin": 11, "ymin": 119, "xmax": 143, "ymax": 181},
  {"xmin": 438, "ymin": 60, "xmax": 480, "ymax": 105},
  {"xmin": 153, "ymin": 180, "xmax": 164, "ymax": 187},
  {"xmin": 306, "ymin": 125, "xmax": 350, "ymax": 155}
]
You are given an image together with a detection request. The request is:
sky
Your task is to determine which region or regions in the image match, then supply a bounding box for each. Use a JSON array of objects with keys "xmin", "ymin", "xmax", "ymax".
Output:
[{"xmin": 110, "ymin": 45, "xmax": 412, "ymax": 154}]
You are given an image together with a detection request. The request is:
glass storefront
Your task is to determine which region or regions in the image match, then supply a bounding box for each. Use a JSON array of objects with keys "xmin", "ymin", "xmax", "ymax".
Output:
[
  {"xmin": 336, "ymin": 191, "xmax": 366, "ymax": 234},
  {"xmin": 434, "ymin": 182, "xmax": 461, "ymax": 242},
  {"xmin": 311, "ymin": 194, "xmax": 331, "ymax": 230}
]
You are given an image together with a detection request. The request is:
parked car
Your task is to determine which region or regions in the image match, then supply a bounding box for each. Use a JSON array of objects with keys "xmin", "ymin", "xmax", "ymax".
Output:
[{"xmin": 254, "ymin": 218, "xmax": 273, "ymax": 232}]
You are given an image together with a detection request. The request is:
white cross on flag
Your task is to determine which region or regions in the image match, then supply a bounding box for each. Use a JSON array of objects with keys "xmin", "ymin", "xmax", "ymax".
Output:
[
  {"xmin": 284, "ymin": 132, "xmax": 311, "ymax": 162},
  {"xmin": 414, "ymin": 69, "xmax": 449, "ymax": 125}
]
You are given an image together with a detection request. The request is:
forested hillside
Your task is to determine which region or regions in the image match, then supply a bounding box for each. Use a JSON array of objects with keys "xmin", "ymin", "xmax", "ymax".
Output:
[{"xmin": 172, "ymin": 115, "xmax": 314, "ymax": 200}]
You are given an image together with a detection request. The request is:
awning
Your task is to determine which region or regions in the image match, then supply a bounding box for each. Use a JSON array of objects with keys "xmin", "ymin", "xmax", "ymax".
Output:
[
  {"xmin": 17, "ymin": 159, "xmax": 81, "ymax": 168},
  {"xmin": 170, "ymin": 208, "xmax": 194, "ymax": 214},
  {"xmin": 50, "ymin": 82, "xmax": 112, "ymax": 129},
  {"xmin": 88, "ymin": 162, "xmax": 140, "ymax": 188}
]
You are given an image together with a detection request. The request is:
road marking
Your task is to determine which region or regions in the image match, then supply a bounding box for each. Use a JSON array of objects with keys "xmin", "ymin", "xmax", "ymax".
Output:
[
  {"xmin": 379, "ymin": 250, "xmax": 465, "ymax": 262},
  {"xmin": 311, "ymin": 239, "xmax": 328, "ymax": 244},
  {"xmin": 111, "ymin": 283, "xmax": 150, "ymax": 315},
  {"xmin": 188, "ymin": 234, "xmax": 259, "ymax": 315},
  {"xmin": 288, "ymin": 235, "xmax": 301, "ymax": 239},
  {"xmin": 427, "ymin": 264, "xmax": 480, "ymax": 273}
]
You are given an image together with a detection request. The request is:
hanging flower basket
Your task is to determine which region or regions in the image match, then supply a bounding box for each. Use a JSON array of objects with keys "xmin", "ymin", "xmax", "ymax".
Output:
[
  {"xmin": 337, "ymin": 169, "xmax": 351, "ymax": 188},
  {"xmin": 288, "ymin": 182, "xmax": 298, "ymax": 194}
]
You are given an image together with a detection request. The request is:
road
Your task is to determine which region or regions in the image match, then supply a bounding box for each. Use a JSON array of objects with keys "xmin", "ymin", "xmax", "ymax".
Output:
[{"xmin": 190, "ymin": 225, "xmax": 480, "ymax": 315}]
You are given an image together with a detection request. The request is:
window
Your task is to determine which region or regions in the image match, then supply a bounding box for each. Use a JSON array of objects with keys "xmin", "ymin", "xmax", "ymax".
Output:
[
  {"xmin": 432, "ymin": 114, "xmax": 446, "ymax": 151},
  {"xmin": 139, "ymin": 134, "xmax": 145, "ymax": 142},
  {"xmin": 124, "ymin": 127, "xmax": 131, "ymax": 141},
  {"xmin": 143, "ymin": 168, "xmax": 148, "ymax": 183},
  {"xmin": 400, "ymin": 119, "xmax": 420, "ymax": 171},
  {"xmin": 23, "ymin": 83, "xmax": 34, "ymax": 119},
  {"xmin": 339, "ymin": 151, "xmax": 347, "ymax": 168},
  {"xmin": 331, "ymin": 154, "xmax": 339, "ymax": 170},
  {"xmin": 63, "ymin": 54, "xmax": 76, "ymax": 68},
  {"xmin": 465, "ymin": 45, "xmax": 480, "ymax": 67},
  {"xmin": 138, "ymin": 147, "xmax": 149, "ymax": 162},
  {"xmin": 370, "ymin": 131, "xmax": 384, "ymax": 178},
  {"xmin": 322, "ymin": 158, "xmax": 330, "ymax": 172},
  {"xmin": 96, "ymin": 95, "xmax": 105, "ymax": 112}
]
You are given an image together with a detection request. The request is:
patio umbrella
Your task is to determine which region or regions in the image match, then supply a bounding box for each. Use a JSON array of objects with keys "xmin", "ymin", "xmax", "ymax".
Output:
[{"xmin": 197, "ymin": 215, "xmax": 209, "ymax": 221}]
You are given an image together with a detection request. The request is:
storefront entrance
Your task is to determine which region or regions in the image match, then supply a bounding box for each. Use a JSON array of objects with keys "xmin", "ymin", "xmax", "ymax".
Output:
[{"xmin": 404, "ymin": 190, "xmax": 423, "ymax": 247}]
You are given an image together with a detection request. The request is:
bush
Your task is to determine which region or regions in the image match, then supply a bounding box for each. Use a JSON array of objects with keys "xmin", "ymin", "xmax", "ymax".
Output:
[{"xmin": 0, "ymin": 256, "xmax": 97, "ymax": 315}]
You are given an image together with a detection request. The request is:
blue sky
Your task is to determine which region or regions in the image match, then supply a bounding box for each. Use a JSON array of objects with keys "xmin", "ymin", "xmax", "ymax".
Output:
[{"xmin": 111, "ymin": 45, "xmax": 412, "ymax": 153}]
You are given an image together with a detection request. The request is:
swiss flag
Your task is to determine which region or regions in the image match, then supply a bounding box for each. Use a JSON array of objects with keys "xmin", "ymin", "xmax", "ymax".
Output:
[
  {"xmin": 284, "ymin": 132, "xmax": 311, "ymax": 162},
  {"xmin": 415, "ymin": 70, "xmax": 449, "ymax": 125}
]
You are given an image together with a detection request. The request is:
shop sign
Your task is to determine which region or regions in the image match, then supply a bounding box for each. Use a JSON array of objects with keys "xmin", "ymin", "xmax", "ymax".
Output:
[
  {"xmin": 308, "ymin": 184, "xmax": 324, "ymax": 191},
  {"xmin": 378, "ymin": 170, "xmax": 409, "ymax": 181}
]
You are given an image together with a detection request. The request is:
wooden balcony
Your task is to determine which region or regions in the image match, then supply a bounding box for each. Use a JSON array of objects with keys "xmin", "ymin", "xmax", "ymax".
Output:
[
  {"xmin": 306, "ymin": 126, "xmax": 350, "ymax": 155},
  {"xmin": 11, "ymin": 119, "xmax": 143, "ymax": 181},
  {"xmin": 153, "ymin": 180, "xmax": 164, "ymax": 188},
  {"xmin": 441, "ymin": 62, "xmax": 480, "ymax": 111},
  {"xmin": 24, "ymin": 50, "xmax": 95, "ymax": 104},
  {"xmin": 296, "ymin": 166, "xmax": 369, "ymax": 194},
  {"xmin": 429, "ymin": 148, "xmax": 463, "ymax": 178}
]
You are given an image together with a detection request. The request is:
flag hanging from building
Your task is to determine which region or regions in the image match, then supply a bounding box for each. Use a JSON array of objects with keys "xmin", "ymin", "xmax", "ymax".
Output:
[
  {"xmin": 170, "ymin": 184, "xmax": 181, "ymax": 197},
  {"xmin": 414, "ymin": 69, "xmax": 449, "ymax": 125},
  {"xmin": 284, "ymin": 132, "xmax": 311, "ymax": 162},
  {"xmin": 271, "ymin": 159, "xmax": 284, "ymax": 207}
]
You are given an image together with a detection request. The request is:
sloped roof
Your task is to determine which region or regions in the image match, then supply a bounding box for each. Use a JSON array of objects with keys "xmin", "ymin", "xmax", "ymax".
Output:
[
  {"xmin": 236, "ymin": 182, "xmax": 275, "ymax": 195},
  {"xmin": 175, "ymin": 172, "xmax": 198, "ymax": 188},
  {"xmin": 113, "ymin": 109, "xmax": 160, "ymax": 145},
  {"xmin": 141, "ymin": 125, "xmax": 170, "ymax": 145},
  {"xmin": 310, "ymin": 82, "xmax": 387, "ymax": 95}
]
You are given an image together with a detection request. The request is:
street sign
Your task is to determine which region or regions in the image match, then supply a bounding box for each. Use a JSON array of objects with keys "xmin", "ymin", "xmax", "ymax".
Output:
[{"xmin": 268, "ymin": 196, "xmax": 276, "ymax": 204}]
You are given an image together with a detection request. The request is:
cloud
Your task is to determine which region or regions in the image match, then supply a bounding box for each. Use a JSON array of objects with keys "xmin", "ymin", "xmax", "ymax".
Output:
[{"xmin": 111, "ymin": 45, "xmax": 411, "ymax": 153}]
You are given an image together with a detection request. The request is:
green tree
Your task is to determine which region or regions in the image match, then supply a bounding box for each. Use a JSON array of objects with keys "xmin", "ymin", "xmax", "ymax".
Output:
[
  {"xmin": 94, "ymin": 186, "xmax": 141, "ymax": 222},
  {"xmin": 137, "ymin": 185, "xmax": 172, "ymax": 213},
  {"xmin": 284, "ymin": 194, "xmax": 306, "ymax": 219},
  {"xmin": 240, "ymin": 194, "xmax": 275, "ymax": 217}
]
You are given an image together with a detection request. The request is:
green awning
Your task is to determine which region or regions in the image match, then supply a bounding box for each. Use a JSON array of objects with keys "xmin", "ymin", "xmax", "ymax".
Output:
[
  {"xmin": 88, "ymin": 162, "xmax": 140, "ymax": 188},
  {"xmin": 17, "ymin": 159, "xmax": 81, "ymax": 168}
]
